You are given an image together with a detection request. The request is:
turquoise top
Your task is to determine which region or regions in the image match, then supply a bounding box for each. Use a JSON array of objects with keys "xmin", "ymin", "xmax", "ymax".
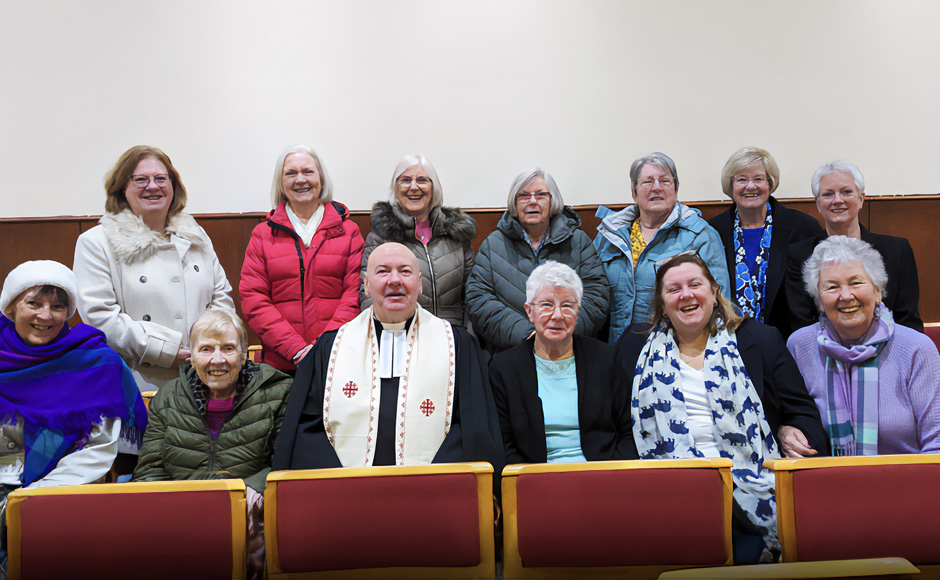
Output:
[{"xmin": 535, "ymin": 353, "xmax": 586, "ymax": 463}]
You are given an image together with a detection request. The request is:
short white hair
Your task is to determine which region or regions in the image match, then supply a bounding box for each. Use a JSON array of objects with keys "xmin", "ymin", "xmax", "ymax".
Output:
[
  {"xmin": 525, "ymin": 261, "xmax": 583, "ymax": 305},
  {"xmin": 811, "ymin": 160, "xmax": 865, "ymax": 198},
  {"xmin": 802, "ymin": 235, "xmax": 888, "ymax": 305}
]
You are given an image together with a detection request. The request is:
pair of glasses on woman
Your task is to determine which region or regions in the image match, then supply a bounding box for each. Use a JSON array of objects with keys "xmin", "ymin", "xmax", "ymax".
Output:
[
  {"xmin": 129, "ymin": 175, "xmax": 170, "ymax": 188},
  {"xmin": 516, "ymin": 191, "xmax": 551, "ymax": 203},
  {"xmin": 529, "ymin": 301, "xmax": 577, "ymax": 318},
  {"xmin": 398, "ymin": 176, "xmax": 431, "ymax": 187}
]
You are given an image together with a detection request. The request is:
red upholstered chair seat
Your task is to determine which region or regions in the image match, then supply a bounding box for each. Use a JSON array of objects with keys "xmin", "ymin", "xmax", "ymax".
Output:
[
  {"xmin": 7, "ymin": 481, "xmax": 245, "ymax": 580},
  {"xmin": 792, "ymin": 464, "xmax": 940, "ymax": 563},
  {"xmin": 273, "ymin": 472, "xmax": 481, "ymax": 573},
  {"xmin": 515, "ymin": 468, "xmax": 728, "ymax": 567}
]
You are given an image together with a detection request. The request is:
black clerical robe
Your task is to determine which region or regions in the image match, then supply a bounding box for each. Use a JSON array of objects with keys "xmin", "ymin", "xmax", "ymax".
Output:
[{"xmin": 272, "ymin": 324, "xmax": 505, "ymax": 475}]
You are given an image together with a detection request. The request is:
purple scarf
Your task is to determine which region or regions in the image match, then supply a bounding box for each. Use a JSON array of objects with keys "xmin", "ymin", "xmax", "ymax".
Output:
[{"xmin": 0, "ymin": 317, "xmax": 148, "ymax": 485}]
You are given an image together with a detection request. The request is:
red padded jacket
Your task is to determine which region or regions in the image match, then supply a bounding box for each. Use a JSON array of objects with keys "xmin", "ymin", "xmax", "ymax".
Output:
[{"xmin": 240, "ymin": 201, "xmax": 364, "ymax": 370}]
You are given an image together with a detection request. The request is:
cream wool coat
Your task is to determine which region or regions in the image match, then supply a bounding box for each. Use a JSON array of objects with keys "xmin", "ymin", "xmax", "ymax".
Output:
[{"xmin": 73, "ymin": 210, "xmax": 234, "ymax": 391}]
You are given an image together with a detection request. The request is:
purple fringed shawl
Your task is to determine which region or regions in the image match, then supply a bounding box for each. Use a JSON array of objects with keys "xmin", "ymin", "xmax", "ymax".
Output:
[{"xmin": 0, "ymin": 317, "xmax": 148, "ymax": 485}]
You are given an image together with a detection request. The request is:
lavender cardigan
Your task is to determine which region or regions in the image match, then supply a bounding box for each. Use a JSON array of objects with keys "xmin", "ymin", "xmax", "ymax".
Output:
[{"xmin": 787, "ymin": 322, "xmax": 940, "ymax": 454}]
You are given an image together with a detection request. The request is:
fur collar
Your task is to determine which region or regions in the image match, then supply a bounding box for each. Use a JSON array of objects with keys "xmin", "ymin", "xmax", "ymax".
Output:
[
  {"xmin": 100, "ymin": 210, "xmax": 209, "ymax": 264},
  {"xmin": 369, "ymin": 201, "xmax": 476, "ymax": 244}
]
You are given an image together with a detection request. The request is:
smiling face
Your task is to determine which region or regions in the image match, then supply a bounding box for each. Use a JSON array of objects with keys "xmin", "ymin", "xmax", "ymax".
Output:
[
  {"xmin": 514, "ymin": 175, "xmax": 552, "ymax": 232},
  {"xmin": 661, "ymin": 262, "xmax": 718, "ymax": 339},
  {"xmin": 816, "ymin": 171, "xmax": 864, "ymax": 231},
  {"xmin": 817, "ymin": 260, "xmax": 882, "ymax": 341},
  {"xmin": 281, "ymin": 152, "xmax": 323, "ymax": 211},
  {"xmin": 395, "ymin": 164, "xmax": 433, "ymax": 221},
  {"xmin": 731, "ymin": 163, "xmax": 771, "ymax": 212},
  {"xmin": 124, "ymin": 156, "xmax": 173, "ymax": 223},
  {"xmin": 525, "ymin": 284, "xmax": 579, "ymax": 347},
  {"xmin": 633, "ymin": 163, "xmax": 678, "ymax": 224},
  {"xmin": 192, "ymin": 324, "xmax": 246, "ymax": 398},
  {"xmin": 364, "ymin": 243, "xmax": 422, "ymax": 323},
  {"xmin": 11, "ymin": 286, "xmax": 69, "ymax": 346}
]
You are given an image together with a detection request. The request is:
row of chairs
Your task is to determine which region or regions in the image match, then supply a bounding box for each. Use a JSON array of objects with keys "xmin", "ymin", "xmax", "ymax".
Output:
[{"xmin": 6, "ymin": 454, "xmax": 939, "ymax": 579}]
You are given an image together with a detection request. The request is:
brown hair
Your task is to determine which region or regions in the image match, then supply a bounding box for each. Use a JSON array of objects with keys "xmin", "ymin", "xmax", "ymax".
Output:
[
  {"xmin": 651, "ymin": 253, "xmax": 743, "ymax": 336},
  {"xmin": 104, "ymin": 146, "xmax": 187, "ymax": 217}
]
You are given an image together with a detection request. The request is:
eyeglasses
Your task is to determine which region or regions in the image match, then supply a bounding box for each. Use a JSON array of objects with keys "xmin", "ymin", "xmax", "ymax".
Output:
[
  {"xmin": 515, "ymin": 192, "xmax": 551, "ymax": 203},
  {"xmin": 734, "ymin": 175, "xmax": 768, "ymax": 187},
  {"xmin": 129, "ymin": 175, "xmax": 170, "ymax": 188},
  {"xmin": 398, "ymin": 176, "xmax": 432, "ymax": 188},
  {"xmin": 637, "ymin": 176, "xmax": 674, "ymax": 190},
  {"xmin": 529, "ymin": 301, "xmax": 578, "ymax": 317}
]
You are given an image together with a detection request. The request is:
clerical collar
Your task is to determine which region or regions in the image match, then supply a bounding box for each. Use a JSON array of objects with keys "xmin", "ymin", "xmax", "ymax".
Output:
[{"xmin": 374, "ymin": 315, "xmax": 415, "ymax": 379}]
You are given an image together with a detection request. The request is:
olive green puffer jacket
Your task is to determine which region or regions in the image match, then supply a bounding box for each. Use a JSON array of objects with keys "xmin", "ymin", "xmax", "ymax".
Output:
[{"xmin": 133, "ymin": 363, "xmax": 291, "ymax": 491}]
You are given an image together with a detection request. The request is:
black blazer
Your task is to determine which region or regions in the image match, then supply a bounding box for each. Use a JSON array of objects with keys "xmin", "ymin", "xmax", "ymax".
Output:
[
  {"xmin": 489, "ymin": 336, "xmax": 636, "ymax": 464},
  {"xmin": 708, "ymin": 196, "xmax": 824, "ymax": 338},
  {"xmin": 785, "ymin": 226, "xmax": 923, "ymax": 334},
  {"xmin": 614, "ymin": 319, "xmax": 830, "ymax": 455}
]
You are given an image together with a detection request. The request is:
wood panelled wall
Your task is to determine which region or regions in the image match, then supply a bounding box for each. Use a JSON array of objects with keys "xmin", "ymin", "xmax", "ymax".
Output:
[{"xmin": 2, "ymin": 196, "xmax": 938, "ymax": 332}]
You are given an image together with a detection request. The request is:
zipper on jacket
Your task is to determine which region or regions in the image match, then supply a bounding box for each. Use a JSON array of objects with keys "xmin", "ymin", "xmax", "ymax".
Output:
[
  {"xmin": 422, "ymin": 244, "xmax": 438, "ymax": 314},
  {"xmin": 293, "ymin": 238, "xmax": 305, "ymax": 298}
]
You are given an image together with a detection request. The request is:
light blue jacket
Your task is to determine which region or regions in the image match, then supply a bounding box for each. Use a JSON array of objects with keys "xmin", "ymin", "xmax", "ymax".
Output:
[{"xmin": 593, "ymin": 202, "xmax": 730, "ymax": 343}]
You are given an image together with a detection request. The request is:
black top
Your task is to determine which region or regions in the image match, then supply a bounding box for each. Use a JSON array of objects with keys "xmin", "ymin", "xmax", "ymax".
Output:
[
  {"xmin": 785, "ymin": 226, "xmax": 923, "ymax": 334},
  {"xmin": 708, "ymin": 196, "xmax": 825, "ymax": 338},
  {"xmin": 614, "ymin": 319, "xmax": 830, "ymax": 455},
  {"xmin": 489, "ymin": 336, "xmax": 637, "ymax": 463}
]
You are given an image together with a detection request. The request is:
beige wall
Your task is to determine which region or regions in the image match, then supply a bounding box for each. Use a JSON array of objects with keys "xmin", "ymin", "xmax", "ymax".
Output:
[{"xmin": 1, "ymin": 0, "xmax": 938, "ymax": 218}]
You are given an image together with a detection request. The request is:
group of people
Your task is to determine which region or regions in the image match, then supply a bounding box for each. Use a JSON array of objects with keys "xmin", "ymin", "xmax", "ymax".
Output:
[{"xmin": 1, "ymin": 143, "xmax": 938, "ymax": 572}]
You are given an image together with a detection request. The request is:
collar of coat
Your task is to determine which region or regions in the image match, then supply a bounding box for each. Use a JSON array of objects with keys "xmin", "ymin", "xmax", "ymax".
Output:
[
  {"xmin": 595, "ymin": 201, "xmax": 703, "ymax": 248},
  {"xmin": 496, "ymin": 205, "xmax": 582, "ymax": 244},
  {"xmin": 100, "ymin": 209, "xmax": 209, "ymax": 264},
  {"xmin": 369, "ymin": 201, "xmax": 476, "ymax": 244}
]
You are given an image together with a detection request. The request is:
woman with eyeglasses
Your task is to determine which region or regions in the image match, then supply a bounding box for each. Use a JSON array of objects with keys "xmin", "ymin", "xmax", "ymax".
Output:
[
  {"xmin": 240, "ymin": 145, "xmax": 363, "ymax": 372},
  {"xmin": 490, "ymin": 262, "xmax": 633, "ymax": 464},
  {"xmin": 74, "ymin": 146, "xmax": 235, "ymax": 392},
  {"xmin": 707, "ymin": 147, "xmax": 824, "ymax": 339},
  {"xmin": 466, "ymin": 168, "xmax": 609, "ymax": 351},
  {"xmin": 594, "ymin": 152, "xmax": 730, "ymax": 343},
  {"xmin": 359, "ymin": 155, "xmax": 475, "ymax": 326},
  {"xmin": 615, "ymin": 253, "xmax": 827, "ymax": 563}
]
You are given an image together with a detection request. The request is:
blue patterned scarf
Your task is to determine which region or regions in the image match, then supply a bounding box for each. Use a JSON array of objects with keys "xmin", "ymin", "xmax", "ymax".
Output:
[
  {"xmin": 733, "ymin": 203, "xmax": 773, "ymax": 322},
  {"xmin": 0, "ymin": 317, "xmax": 147, "ymax": 485},
  {"xmin": 632, "ymin": 323, "xmax": 780, "ymax": 560},
  {"xmin": 816, "ymin": 304, "xmax": 893, "ymax": 456}
]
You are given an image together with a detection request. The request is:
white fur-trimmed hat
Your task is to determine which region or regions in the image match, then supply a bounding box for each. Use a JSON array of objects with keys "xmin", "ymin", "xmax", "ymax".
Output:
[{"xmin": 1, "ymin": 260, "xmax": 79, "ymax": 320}]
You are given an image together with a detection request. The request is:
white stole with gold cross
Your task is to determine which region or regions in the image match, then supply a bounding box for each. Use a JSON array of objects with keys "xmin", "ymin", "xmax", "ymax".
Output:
[{"xmin": 323, "ymin": 305, "xmax": 456, "ymax": 467}]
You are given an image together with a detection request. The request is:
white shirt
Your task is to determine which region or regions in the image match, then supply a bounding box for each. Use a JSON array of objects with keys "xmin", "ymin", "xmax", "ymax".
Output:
[
  {"xmin": 678, "ymin": 360, "xmax": 720, "ymax": 458},
  {"xmin": 286, "ymin": 203, "xmax": 324, "ymax": 247}
]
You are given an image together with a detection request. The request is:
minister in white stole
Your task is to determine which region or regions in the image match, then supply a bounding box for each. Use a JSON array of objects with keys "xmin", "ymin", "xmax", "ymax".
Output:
[
  {"xmin": 272, "ymin": 242, "xmax": 504, "ymax": 473},
  {"xmin": 324, "ymin": 305, "xmax": 455, "ymax": 466}
]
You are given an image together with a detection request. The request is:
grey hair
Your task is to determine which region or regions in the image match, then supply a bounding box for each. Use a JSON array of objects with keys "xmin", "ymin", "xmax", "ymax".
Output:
[
  {"xmin": 387, "ymin": 154, "xmax": 443, "ymax": 211},
  {"xmin": 802, "ymin": 235, "xmax": 888, "ymax": 305},
  {"xmin": 506, "ymin": 168, "xmax": 565, "ymax": 218},
  {"xmin": 525, "ymin": 260, "xmax": 583, "ymax": 305},
  {"xmin": 630, "ymin": 152, "xmax": 679, "ymax": 195},
  {"xmin": 189, "ymin": 308, "xmax": 249, "ymax": 354},
  {"xmin": 811, "ymin": 160, "xmax": 865, "ymax": 198},
  {"xmin": 270, "ymin": 145, "xmax": 334, "ymax": 208}
]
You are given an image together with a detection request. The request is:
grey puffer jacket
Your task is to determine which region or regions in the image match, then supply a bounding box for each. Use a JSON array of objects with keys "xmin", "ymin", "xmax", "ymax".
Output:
[
  {"xmin": 466, "ymin": 207, "xmax": 610, "ymax": 351},
  {"xmin": 360, "ymin": 202, "xmax": 476, "ymax": 326},
  {"xmin": 133, "ymin": 363, "xmax": 291, "ymax": 491}
]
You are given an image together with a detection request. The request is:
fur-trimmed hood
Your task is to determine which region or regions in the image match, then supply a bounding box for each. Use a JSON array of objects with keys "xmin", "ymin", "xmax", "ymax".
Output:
[
  {"xmin": 100, "ymin": 210, "xmax": 210, "ymax": 264},
  {"xmin": 369, "ymin": 201, "xmax": 476, "ymax": 244}
]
